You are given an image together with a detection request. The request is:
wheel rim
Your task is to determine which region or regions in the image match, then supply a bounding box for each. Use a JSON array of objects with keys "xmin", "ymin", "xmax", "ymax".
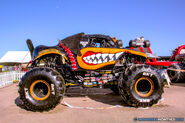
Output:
[
  {"xmin": 30, "ymin": 80, "xmax": 51, "ymax": 101},
  {"xmin": 135, "ymin": 77, "xmax": 154, "ymax": 97}
]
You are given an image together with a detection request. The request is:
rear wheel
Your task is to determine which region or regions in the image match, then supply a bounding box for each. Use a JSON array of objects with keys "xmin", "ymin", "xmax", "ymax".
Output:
[
  {"xmin": 118, "ymin": 65, "xmax": 164, "ymax": 107},
  {"xmin": 167, "ymin": 64, "xmax": 185, "ymax": 83},
  {"xmin": 18, "ymin": 67, "xmax": 66, "ymax": 112}
]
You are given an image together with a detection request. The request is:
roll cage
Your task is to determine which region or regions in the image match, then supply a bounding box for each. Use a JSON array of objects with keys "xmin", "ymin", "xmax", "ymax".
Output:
[{"xmin": 60, "ymin": 33, "xmax": 119, "ymax": 56}]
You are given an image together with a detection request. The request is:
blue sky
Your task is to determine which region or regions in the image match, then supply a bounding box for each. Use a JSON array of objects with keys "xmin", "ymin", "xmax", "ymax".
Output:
[{"xmin": 0, "ymin": 0, "xmax": 185, "ymax": 58}]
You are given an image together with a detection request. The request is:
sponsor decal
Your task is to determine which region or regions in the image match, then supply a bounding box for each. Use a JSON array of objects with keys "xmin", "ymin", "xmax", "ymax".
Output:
[
  {"xmin": 139, "ymin": 99, "xmax": 150, "ymax": 102},
  {"xmin": 143, "ymin": 72, "xmax": 153, "ymax": 77}
]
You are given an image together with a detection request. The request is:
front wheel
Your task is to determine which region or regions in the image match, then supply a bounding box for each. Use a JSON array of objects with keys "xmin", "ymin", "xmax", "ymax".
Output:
[
  {"xmin": 18, "ymin": 67, "xmax": 66, "ymax": 112},
  {"xmin": 118, "ymin": 65, "xmax": 164, "ymax": 107},
  {"xmin": 110, "ymin": 82, "xmax": 119, "ymax": 95}
]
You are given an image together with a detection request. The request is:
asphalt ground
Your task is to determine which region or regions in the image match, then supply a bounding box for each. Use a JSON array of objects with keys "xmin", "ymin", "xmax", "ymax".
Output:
[{"xmin": 0, "ymin": 83, "xmax": 185, "ymax": 123}]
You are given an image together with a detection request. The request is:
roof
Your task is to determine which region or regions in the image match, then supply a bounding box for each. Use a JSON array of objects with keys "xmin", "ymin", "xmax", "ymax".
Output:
[{"xmin": 0, "ymin": 51, "xmax": 31, "ymax": 64}]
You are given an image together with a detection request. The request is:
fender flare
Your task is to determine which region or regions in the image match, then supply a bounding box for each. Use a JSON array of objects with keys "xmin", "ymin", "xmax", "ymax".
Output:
[{"xmin": 32, "ymin": 52, "xmax": 68, "ymax": 64}]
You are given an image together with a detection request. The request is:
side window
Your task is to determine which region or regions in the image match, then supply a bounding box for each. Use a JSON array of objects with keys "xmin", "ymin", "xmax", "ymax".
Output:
[
  {"xmin": 83, "ymin": 38, "xmax": 118, "ymax": 48},
  {"xmin": 88, "ymin": 38, "xmax": 100, "ymax": 47},
  {"xmin": 89, "ymin": 39, "xmax": 109, "ymax": 48},
  {"xmin": 96, "ymin": 42, "xmax": 100, "ymax": 47},
  {"xmin": 102, "ymin": 40, "xmax": 117, "ymax": 48}
]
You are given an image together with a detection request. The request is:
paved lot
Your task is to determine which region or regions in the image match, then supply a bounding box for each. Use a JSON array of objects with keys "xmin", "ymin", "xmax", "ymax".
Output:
[{"xmin": 0, "ymin": 83, "xmax": 185, "ymax": 123}]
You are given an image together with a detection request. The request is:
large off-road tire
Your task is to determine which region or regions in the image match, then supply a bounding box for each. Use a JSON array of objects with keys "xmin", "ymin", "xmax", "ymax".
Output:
[
  {"xmin": 167, "ymin": 64, "xmax": 185, "ymax": 83},
  {"xmin": 118, "ymin": 65, "xmax": 164, "ymax": 107},
  {"xmin": 18, "ymin": 67, "xmax": 66, "ymax": 112}
]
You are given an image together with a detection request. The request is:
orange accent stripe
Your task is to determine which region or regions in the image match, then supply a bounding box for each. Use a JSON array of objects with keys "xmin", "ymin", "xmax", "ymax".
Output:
[{"xmin": 35, "ymin": 52, "xmax": 68, "ymax": 61}]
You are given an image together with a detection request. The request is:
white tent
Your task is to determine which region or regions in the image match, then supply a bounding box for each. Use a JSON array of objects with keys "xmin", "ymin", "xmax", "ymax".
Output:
[{"xmin": 0, "ymin": 51, "xmax": 31, "ymax": 65}]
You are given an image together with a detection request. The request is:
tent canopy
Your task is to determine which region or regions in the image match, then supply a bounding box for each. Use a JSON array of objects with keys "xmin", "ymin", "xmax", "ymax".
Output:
[{"xmin": 0, "ymin": 51, "xmax": 31, "ymax": 65}]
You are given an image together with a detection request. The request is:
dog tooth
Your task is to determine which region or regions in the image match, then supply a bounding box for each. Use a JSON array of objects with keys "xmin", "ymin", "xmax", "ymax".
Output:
[
  {"xmin": 89, "ymin": 59, "xmax": 93, "ymax": 64},
  {"xmin": 83, "ymin": 57, "xmax": 87, "ymax": 61},
  {"xmin": 95, "ymin": 53, "xmax": 101, "ymax": 59},
  {"xmin": 97, "ymin": 59, "xmax": 102, "ymax": 64},
  {"xmin": 109, "ymin": 57, "xmax": 114, "ymax": 61},
  {"xmin": 103, "ymin": 58, "xmax": 108, "ymax": 63},
  {"xmin": 91, "ymin": 54, "xmax": 95, "ymax": 60},
  {"xmin": 102, "ymin": 54, "xmax": 108, "ymax": 60},
  {"xmin": 108, "ymin": 54, "xmax": 114, "ymax": 59},
  {"xmin": 116, "ymin": 52, "xmax": 123, "ymax": 59},
  {"xmin": 85, "ymin": 59, "xmax": 89, "ymax": 63},
  {"xmin": 93, "ymin": 60, "xmax": 97, "ymax": 64},
  {"xmin": 87, "ymin": 56, "xmax": 91, "ymax": 60}
]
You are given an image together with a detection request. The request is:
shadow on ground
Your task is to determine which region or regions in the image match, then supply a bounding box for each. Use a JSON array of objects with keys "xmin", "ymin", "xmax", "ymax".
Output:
[
  {"xmin": 15, "ymin": 87, "xmax": 141, "ymax": 111},
  {"xmin": 65, "ymin": 87, "xmax": 128, "ymax": 106},
  {"xmin": 15, "ymin": 96, "xmax": 28, "ymax": 110},
  {"xmin": 171, "ymin": 82, "xmax": 185, "ymax": 87}
]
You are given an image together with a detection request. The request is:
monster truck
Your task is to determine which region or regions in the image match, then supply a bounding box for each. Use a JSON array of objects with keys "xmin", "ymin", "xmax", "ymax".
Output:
[
  {"xmin": 128, "ymin": 37, "xmax": 178, "ymax": 67},
  {"xmin": 167, "ymin": 45, "xmax": 185, "ymax": 82},
  {"xmin": 127, "ymin": 37, "xmax": 185, "ymax": 83},
  {"xmin": 167, "ymin": 46, "xmax": 185, "ymax": 83},
  {"xmin": 18, "ymin": 33, "xmax": 164, "ymax": 112}
]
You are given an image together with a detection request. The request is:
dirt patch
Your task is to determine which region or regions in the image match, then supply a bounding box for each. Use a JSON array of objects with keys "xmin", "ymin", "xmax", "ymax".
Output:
[{"xmin": 0, "ymin": 83, "xmax": 185, "ymax": 123}]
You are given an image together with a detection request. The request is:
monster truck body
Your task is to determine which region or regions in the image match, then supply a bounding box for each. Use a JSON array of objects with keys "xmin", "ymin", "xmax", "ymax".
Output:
[
  {"xmin": 128, "ymin": 37, "xmax": 185, "ymax": 83},
  {"xmin": 175, "ymin": 54, "xmax": 185, "ymax": 63},
  {"xmin": 19, "ymin": 33, "xmax": 164, "ymax": 111},
  {"xmin": 128, "ymin": 37, "xmax": 178, "ymax": 67},
  {"xmin": 170, "ymin": 45, "xmax": 185, "ymax": 62}
]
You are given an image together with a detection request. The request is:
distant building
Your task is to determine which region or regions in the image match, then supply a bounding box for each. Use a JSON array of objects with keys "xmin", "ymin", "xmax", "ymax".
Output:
[{"xmin": 0, "ymin": 51, "xmax": 31, "ymax": 71}]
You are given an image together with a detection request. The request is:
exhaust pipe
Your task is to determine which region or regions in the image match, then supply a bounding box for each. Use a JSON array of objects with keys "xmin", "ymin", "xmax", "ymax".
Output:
[{"xmin": 26, "ymin": 39, "xmax": 34, "ymax": 58}]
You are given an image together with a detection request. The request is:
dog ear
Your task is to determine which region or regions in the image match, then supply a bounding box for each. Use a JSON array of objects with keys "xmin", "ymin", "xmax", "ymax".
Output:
[
  {"xmin": 60, "ymin": 33, "xmax": 84, "ymax": 56},
  {"xmin": 26, "ymin": 39, "xmax": 34, "ymax": 58}
]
